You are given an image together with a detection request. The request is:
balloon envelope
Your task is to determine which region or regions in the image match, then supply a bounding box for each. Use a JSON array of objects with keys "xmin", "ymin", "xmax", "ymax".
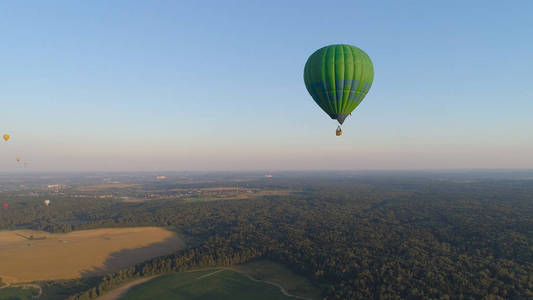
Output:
[
  {"xmin": 304, "ymin": 44, "xmax": 374, "ymax": 124},
  {"xmin": 3, "ymin": 203, "xmax": 8, "ymax": 208},
  {"xmin": 3, "ymin": 134, "xmax": 10, "ymax": 141}
]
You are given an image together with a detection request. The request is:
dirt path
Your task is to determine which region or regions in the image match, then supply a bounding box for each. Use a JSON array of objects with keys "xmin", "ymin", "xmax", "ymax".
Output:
[
  {"xmin": 96, "ymin": 268, "xmax": 314, "ymax": 300},
  {"xmin": 226, "ymin": 269, "xmax": 313, "ymax": 300},
  {"xmin": 194, "ymin": 268, "xmax": 313, "ymax": 300},
  {"xmin": 95, "ymin": 275, "xmax": 160, "ymax": 300},
  {"xmin": 195, "ymin": 269, "xmax": 224, "ymax": 280}
]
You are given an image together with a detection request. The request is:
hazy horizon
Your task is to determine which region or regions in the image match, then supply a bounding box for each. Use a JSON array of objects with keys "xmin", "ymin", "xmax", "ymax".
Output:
[
  {"xmin": 2, "ymin": 168, "xmax": 533, "ymax": 175},
  {"xmin": 2, "ymin": 1, "xmax": 532, "ymax": 172}
]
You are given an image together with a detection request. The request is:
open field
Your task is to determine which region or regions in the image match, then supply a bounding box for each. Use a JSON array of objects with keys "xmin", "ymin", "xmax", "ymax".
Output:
[
  {"xmin": 184, "ymin": 188, "xmax": 295, "ymax": 202},
  {"xmin": 198, "ymin": 187, "xmax": 254, "ymax": 191},
  {"xmin": 97, "ymin": 260, "xmax": 319, "ymax": 300},
  {"xmin": 73, "ymin": 184, "xmax": 140, "ymax": 192},
  {"xmin": 0, "ymin": 286, "xmax": 39, "ymax": 300},
  {"xmin": 233, "ymin": 260, "xmax": 321, "ymax": 299},
  {"xmin": 119, "ymin": 269, "xmax": 301, "ymax": 300},
  {"xmin": 0, "ymin": 227, "xmax": 184, "ymax": 283}
]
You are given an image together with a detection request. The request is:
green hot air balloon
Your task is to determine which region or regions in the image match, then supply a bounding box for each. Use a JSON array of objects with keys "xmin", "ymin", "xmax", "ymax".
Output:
[{"xmin": 304, "ymin": 44, "xmax": 374, "ymax": 135}]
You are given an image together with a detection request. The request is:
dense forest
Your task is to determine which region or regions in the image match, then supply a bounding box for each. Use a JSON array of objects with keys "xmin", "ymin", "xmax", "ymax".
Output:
[{"xmin": 1, "ymin": 173, "xmax": 532, "ymax": 299}]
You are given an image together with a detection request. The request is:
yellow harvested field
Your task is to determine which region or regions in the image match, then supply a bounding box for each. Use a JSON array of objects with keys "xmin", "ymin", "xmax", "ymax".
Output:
[
  {"xmin": 74, "ymin": 184, "xmax": 140, "ymax": 191},
  {"xmin": 222, "ymin": 189, "xmax": 295, "ymax": 199},
  {"xmin": 199, "ymin": 187, "xmax": 248, "ymax": 191},
  {"xmin": 120, "ymin": 198, "xmax": 145, "ymax": 203},
  {"xmin": 0, "ymin": 227, "xmax": 184, "ymax": 284},
  {"xmin": 198, "ymin": 187, "xmax": 294, "ymax": 195}
]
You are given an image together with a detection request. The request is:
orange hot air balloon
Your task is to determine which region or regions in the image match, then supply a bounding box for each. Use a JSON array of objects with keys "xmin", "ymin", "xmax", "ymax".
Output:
[
  {"xmin": 3, "ymin": 134, "xmax": 10, "ymax": 141},
  {"xmin": 16, "ymin": 157, "xmax": 21, "ymax": 162}
]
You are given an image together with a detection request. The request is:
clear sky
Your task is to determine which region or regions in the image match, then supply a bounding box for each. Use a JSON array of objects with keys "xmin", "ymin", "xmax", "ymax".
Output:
[{"xmin": 1, "ymin": 0, "xmax": 532, "ymax": 171}]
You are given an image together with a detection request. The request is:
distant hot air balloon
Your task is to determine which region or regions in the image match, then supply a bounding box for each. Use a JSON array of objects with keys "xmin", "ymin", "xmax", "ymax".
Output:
[
  {"xmin": 44, "ymin": 200, "xmax": 50, "ymax": 206},
  {"xmin": 304, "ymin": 44, "xmax": 374, "ymax": 135},
  {"xmin": 16, "ymin": 157, "xmax": 21, "ymax": 162},
  {"xmin": 3, "ymin": 203, "xmax": 8, "ymax": 208},
  {"xmin": 3, "ymin": 134, "xmax": 10, "ymax": 141}
]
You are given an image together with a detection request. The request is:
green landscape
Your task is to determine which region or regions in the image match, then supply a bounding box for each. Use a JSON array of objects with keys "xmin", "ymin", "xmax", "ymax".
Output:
[
  {"xmin": 3, "ymin": 0, "xmax": 533, "ymax": 298},
  {"xmin": 233, "ymin": 259, "xmax": 321, "ymax": 299},
  {"xmin": 0, "ymin": 286, "xmax": 39, "ymax": 300},
  {"xmin": 120, "ymin": 269, "xmax": 298, "ymax": 300},
  {"xmin": 0, "ymin": 171, "xmax": 531, "ymax": 299}
]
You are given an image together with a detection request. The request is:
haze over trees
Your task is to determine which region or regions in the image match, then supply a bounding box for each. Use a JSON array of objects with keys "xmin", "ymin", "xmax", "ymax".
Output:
[{"xmin": 0, "ymin": 171, "xmax": 532, "ymax": 299}]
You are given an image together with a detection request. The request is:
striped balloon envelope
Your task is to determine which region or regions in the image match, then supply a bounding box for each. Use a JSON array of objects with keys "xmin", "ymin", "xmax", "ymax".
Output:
[{"xmin": 304, "ymin": 44, "xmax": 374, "ymax": 126}]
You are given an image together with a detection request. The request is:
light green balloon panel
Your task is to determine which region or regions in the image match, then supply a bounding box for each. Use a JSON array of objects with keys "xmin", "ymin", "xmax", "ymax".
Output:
[{"xmin": 304, "ymin": 44, "xmax": 374, "ymax": 124}]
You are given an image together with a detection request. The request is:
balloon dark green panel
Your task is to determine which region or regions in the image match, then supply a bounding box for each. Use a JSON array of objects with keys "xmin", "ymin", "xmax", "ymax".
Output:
[{"xmin": 304, "ymin": 44, "xmax": 374, "ymax": 124}]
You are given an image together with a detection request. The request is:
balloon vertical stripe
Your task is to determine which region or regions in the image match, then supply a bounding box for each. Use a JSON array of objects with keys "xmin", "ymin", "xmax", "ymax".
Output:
[{"xmin": 304, "ymin": 44, "xmax": 374, "ymax": 125}]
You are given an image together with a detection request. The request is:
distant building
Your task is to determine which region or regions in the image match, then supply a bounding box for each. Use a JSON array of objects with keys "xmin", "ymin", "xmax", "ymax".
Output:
[
  {"xmin": 264, "ymin": 174, "xmax": 273, "ymax": 178},
  {"xmin": 47, "ymin": 184, "xmax": 69, "ymax": 189},
  {"xmin": 156, "ymin": 176, "xmax": 166, "ymax": 180}
]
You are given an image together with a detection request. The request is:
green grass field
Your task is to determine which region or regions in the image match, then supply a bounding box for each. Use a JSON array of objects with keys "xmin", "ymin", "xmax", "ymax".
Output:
[
  {"xmin": 0, "ymin": 286, "xmax": 39, "ymax": 300},
  {"xmin": 233, "ymin": 260, "xmax": 321, "ymax": 299},
  {"xmin": 119, "ymin": 269, "xmax": 300, "ymax": 300}
]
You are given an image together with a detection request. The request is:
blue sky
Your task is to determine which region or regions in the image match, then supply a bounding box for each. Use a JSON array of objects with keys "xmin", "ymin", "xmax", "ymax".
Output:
[{"xmin": 1, "ymin": 0, "xmax": 532, "ymax": 171}]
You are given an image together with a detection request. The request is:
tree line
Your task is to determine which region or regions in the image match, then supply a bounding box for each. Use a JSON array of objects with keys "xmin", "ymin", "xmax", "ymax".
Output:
[{"xmin": 2, "ymin": 176, "xmax": 532, "ymax": 299}]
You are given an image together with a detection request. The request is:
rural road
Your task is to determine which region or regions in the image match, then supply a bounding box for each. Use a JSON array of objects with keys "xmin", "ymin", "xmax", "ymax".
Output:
[
  {"xmin": 197, "ymin": 268, "xmax": 314, "ymax": 300},
  {"xmin": 195, "ymin": 268, "xmax": 224, "ymax": 280},
  {"xmin": 226, "ymin": 269, "xmax": 314, "ymax": 300},
  {"xmin": 96, "ymin": 268, "xmax": 314, "ymax": 300},
  {"xmin": 95, "ymin": 275, "xmax": 161, "ymax": 300}
]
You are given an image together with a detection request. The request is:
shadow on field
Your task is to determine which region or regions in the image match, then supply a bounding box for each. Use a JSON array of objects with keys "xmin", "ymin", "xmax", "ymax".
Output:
[{"xmin": 80, "ymin": 233, "xmax": 185, "ymax": 278}]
